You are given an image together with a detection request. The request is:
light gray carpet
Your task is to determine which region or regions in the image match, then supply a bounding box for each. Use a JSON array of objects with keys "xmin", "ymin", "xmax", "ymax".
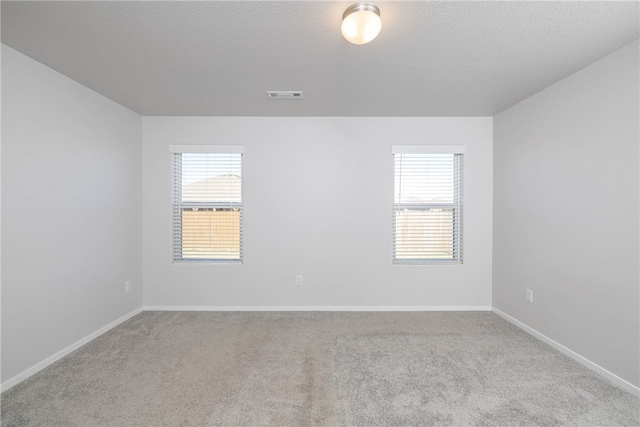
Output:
[{"xmin": 1, "ymin": 311, "xmax": 638, "ymax": 426}]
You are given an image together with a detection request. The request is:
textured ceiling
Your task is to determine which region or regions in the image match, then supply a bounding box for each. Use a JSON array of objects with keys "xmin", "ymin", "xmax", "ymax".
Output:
[{"xmin": 2, "ymin": 1, "xmax": 638, "ymax": 116}]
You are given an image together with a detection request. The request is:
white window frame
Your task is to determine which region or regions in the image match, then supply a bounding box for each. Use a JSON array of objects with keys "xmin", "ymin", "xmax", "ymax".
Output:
[
  {"xmin": 392, "ymin": 145, "xmax": 465, "ymax": 265},
  {"xmin": 170, "ymin": 145, "xmax": 244, "ymax": 263}
]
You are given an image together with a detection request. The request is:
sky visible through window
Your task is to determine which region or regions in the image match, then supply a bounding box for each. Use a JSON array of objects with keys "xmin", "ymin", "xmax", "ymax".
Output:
[
  {"xmin": 394, "ymin": 153, "xmax": 454, "ymax": 204},
  {"xmin": 181, "ymin": 153, "xmax": 242, "ymax": 186}
]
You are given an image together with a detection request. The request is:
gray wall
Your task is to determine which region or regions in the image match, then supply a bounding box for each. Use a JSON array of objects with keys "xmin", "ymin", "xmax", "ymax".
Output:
[
  {"xmin": 493, "ymin": 41, "xmax": 639, "ymax": 387},
  {"xmin": 1, "ymin": 45, "xmax": 143, "ymax": 383},
  {"xmin": 142, "ymin": 117, "xmax": 493, "ymax": 308}
]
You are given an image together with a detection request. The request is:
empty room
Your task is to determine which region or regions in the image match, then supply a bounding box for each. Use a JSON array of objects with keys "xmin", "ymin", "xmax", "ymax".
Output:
[{"xmin": 1, "ymin": 1, "xmax": 638, "ymax": 426}]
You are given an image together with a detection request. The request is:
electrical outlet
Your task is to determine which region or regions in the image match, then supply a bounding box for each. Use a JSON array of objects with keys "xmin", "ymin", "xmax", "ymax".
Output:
[
  {"xmin": 125, "ymin": 280, "xmax": 132, "ymax": 293},
  {"xmin": 526, "ymin": 289, "xmax": 533, "ymax": 303},
  {"xmin": 296, "ymin": 275, "xmax": 303, "ymax": 286}
]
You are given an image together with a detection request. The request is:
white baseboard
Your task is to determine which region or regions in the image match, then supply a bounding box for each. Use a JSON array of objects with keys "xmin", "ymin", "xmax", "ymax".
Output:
[
  {"xmin": 493, "ymin": 308, "xmax": 640, "ymax": 397},
  {"xmin": 144, "ymin": 305, "xmax": 493, "ymax": 312},
  {"xmin": 1, "ymin": 307, "xmax": 143, "ymax": 393}
]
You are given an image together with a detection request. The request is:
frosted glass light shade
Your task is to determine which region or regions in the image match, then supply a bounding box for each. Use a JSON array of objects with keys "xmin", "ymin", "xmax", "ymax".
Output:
[{"xmin": 341, "ymin": 3, "xmax": 382, "ymax": 45}]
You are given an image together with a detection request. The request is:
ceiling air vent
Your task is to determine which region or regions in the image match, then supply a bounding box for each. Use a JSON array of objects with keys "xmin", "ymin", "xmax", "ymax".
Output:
[{"xmin": 267, "ymin": 91, "xmax": 303, "ymax": 99}]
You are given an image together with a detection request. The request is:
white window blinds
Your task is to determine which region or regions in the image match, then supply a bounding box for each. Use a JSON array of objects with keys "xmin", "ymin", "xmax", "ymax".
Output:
[
  {"xmin": 171, "ymin": 146, "xmax": 243, "ymax": 262},
  {"xmin": 392, "ymin": 146, "xmax": 464, "ymax": 264}
]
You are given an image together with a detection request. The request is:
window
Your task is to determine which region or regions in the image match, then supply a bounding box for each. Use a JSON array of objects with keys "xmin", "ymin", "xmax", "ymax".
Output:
[
  {"xmin": 392, "ymin": 145, "xmax": 464, "ymax": 264},
  {"xmin": 171, "ymin": 145, "xmax": 243, "ymax": 262}
]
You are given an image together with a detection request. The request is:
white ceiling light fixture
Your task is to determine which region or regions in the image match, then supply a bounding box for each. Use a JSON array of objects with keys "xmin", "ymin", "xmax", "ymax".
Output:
[{"xmin": 341, "ymin": 2, "xmax": 382, "ymax": 45}]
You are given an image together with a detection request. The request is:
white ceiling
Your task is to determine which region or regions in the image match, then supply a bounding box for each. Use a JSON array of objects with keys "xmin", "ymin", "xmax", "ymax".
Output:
[{"xmin": 2, "ymin": 1, "xmax": 638, "ymax": 117}]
